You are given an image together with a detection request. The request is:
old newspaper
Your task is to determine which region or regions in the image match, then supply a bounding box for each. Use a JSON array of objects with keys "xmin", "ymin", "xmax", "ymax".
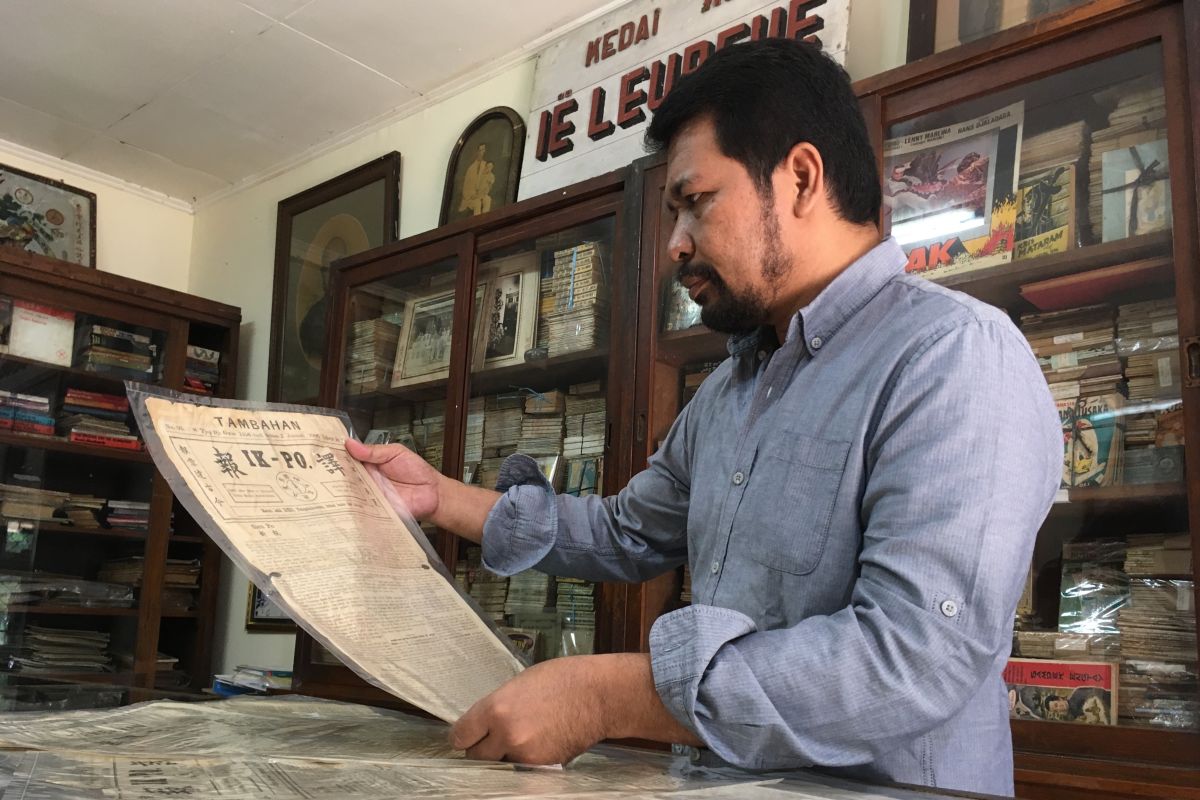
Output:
[{"xmin": 126, "ymin": 385, "xmax": 524, "ymax": 721}]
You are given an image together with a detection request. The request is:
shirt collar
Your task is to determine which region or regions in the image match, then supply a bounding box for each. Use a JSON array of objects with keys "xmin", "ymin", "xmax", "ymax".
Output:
[{"xmin": 726, "ymin": 237, "xmax": 906, "ymax": 359}]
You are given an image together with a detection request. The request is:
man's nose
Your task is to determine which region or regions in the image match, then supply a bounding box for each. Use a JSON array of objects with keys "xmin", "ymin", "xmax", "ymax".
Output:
[{"xmin": 667, "ymin": 219, "xmax": 693, "ymax": 264}]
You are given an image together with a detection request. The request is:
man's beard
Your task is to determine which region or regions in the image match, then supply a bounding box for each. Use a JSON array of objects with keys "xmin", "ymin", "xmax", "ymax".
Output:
[{"xmin": 676, "ymin": 204, "xmax": 789, "ymax": 335}]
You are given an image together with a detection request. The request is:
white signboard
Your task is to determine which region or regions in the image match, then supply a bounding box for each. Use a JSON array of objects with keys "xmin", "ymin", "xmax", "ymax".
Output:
[{"xmin": 518, "ymin": 0, "xmax": 850, "ymax": 200}]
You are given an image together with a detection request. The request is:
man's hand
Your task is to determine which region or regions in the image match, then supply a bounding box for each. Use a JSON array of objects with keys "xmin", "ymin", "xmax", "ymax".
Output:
[
  {"xmin": 450, "ymin": 652, "xmax": 702, "ymax": 764},
  {"xmin": 345, "ymin": 438, "xmax": 442, "ymax": 520}
]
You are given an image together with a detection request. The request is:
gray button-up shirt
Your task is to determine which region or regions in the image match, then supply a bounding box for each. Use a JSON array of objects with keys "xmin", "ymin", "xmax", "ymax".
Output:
[{"xmin": 482, "ymin": 237, "xmax": 1061, "ymax": 797}]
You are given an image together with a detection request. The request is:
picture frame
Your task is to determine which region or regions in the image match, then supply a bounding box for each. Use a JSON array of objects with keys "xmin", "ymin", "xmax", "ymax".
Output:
[
  {"xmin": 0, "ymin": 162, "xmax": 96, "ymax": 268},
  {"xmin": 474, "ymin": 251, "xmax": 541, "ymax": 372},
  {"xmin": 268, "ymin": 152, "xmax": 401, "ymax": 403},
  {"xmin": 246, "ymin": 583, "xmax": 295, "ymax": 631},
  {"xmin": 390, "ymin": 287, "xmax": 457, "ymax": 388},
  {"xmin": 439, "ymin": 107, "xmax": 525, "ymax": 226},
  {"xmin": 907, "ymin": 0, "xmax": 1084, "ymax": 61}
]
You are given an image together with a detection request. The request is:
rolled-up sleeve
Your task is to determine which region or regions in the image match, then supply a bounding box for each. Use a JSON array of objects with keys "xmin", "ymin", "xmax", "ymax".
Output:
[
  {"xmin": 481, "ymin": 405, "xmax": 695, "ymax": 583},
  {"xmin": 645, "ymin": 319, "xmax": 1062, "ymax": 770}
]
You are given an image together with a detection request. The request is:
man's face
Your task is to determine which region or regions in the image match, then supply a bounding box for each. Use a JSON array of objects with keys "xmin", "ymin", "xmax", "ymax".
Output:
[{"xmin": 664, "ymin": 118, "xmax": 793, "ymax": 334}]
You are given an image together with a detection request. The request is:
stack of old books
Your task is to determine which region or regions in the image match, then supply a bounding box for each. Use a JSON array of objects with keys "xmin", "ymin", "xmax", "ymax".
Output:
[
  {"xmin": 1117, "ymin": 299, "xmax": 1180, "ymax": 459},
  {"xmin": 479, "ymin": 395, "xmax": 523, "ymax": 488},
  {"xmin": 6, "ymin": 625, "xmax": 112, "ymax": 673},
  {"xmin": 4, "ymin": 391, "xmax": 53, "ymax": 437},
  {"xmin": 58, "ymin": 388, "xmax": 140, "ymax": 450},
  {"xmin": 1088, "ymin": 83, "xmax": 1168, "ymax": 243},
  {"xmin": 184, "ymin": 345, "xmax": 221, "ymax": 395},
  {"xmin": 0, "ymin": 482, "xmax": 68, "ymax": 524},
  {"xmin": 75, "ymin": 322, "xmax": 157, "ymax": 380},
  {"xmin": 102, "ymin": 499, "xmax": 150, "ymax": 531},
  {"xmin": 63, "ymin": 493, "xmax": 106, "ymax": 527},
  {"xmin": 345, "ymin": 318, "xmax": 400, "ymax": 394},
  {"xmin": 1124, "ymin": 533, "xmax": 1192, "ymax": 578},
  {"xmin": 463, "ymin": 397, "xmax": 485, "ymax": 483},
  {"xmin": 412, "ymin": 401, "xmax": 445, "ymax": 471},
  {"xmin": 461, "ymin": 546, "xmax": 508, "ymax": 624},
  {"xmin": 1021, "ymin": 305, "xmax": 1126, "ymax": 488},
  {"xmin": 97, "ymin": 556, "xmax": 200, "ymax": 592},
  {"xmin": 556, "ymin": 577, "xmax": 596, "ymax": 656},
  {"xmin": 563, "ymin": 382, "xmax": 605, "ymax": 458},
  {"xmin": 539, "ymin": 242, "xmax": 609, "ymax": 356},
  {"xmin": 518, "ymin": 410, "xmax": 563, "ymax": 456},
  {"xmin": 1118, "ymin": 578, "xmax": 1197, "ymax": 729},
  {"xmin": 680, "ymin": 565, "xmax": 692, "ymax": 605},
  {"xmin": 1016, "ymin": 121, "xmax": 1089, "ymax": 259},
  {"xmin": 504, "ymin": 570, "xmax": 554, "ymax": 617}
]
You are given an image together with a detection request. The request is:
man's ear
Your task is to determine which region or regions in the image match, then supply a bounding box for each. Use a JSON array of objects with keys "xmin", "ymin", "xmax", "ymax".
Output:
[{"xmin": 779, "ymin": 142, "xmax": 825, "ymax": 219}]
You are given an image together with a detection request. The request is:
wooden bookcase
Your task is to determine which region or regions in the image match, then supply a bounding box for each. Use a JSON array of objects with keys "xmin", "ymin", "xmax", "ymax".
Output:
[{"xmin": 0, "ymin": 248, "xmax": 240, "ymax": 706}]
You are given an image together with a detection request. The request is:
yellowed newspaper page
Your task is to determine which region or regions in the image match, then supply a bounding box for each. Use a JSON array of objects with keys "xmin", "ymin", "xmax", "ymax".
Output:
[{"xmin": 128, "ymin": 387, "xmax": 523, "ymax": 721}]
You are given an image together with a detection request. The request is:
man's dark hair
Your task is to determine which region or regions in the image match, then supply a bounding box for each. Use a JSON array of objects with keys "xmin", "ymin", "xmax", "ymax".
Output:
[{"xmin": 646, "ymin": 38, "xmax": 881, "ymax": 226}]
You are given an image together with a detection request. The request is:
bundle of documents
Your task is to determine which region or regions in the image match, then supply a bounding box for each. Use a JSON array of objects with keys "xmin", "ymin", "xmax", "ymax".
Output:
[
  {"xmin": 538, "ymin": 242, "xmax": 610, "ymax": 356},
  {"xmin": 563, "ymin": 388, "xmax": 605, "ymax": 458},
  {"xmin": 0, "ymin": 482, "xmax": 68, "ymax": 523},
  {"xmin": 0, "ymin": 570, "xmax": 134, "ymax": 608},
  {"xmin": 185, "ymin": 344, "xmax": 222, "ymax": 395},
  {"xmin": 504, "ymin": 570, "xmax": 553, "ymax": 616},
  {"xmin": 518, "ymin": 412, "xmax": 563, "ymax": 455},
  {"xmin": 1088, "ymin": 84, "xmax": 1168, "ymax": 242},
  {"xmin": 4, "ymin": 624, "xmax": 111, "ymax": 673},
  {"xmin": 345, "ymin": 319, "xmax": 400, "ymax": 394}
]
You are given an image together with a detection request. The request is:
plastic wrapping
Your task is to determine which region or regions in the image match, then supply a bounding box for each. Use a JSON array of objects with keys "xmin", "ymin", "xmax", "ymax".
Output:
[
  {"xmin": 1058, "ymin": 539, "xmax": 1129, "ymax": 634},
  {"xmin": 0, "ymin": 572, "xmax": 133, "ymax": 608}
]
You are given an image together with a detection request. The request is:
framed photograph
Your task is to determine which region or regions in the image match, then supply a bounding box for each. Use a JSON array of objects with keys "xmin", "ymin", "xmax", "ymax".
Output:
[
  {"xmin": 0, "ymin": 163, "xmax": 96, "ymax": 267},
  {"xmin": 440, "ymin": 107, "xmax": 525, "ymax": 226},
  {"xmin": 475, "ymin": 251, "xmax": 540, "ymax": 371},
  {"xmin": 391, "ymin": 288, "xmax": 456, "ymax": 388},
  {"xmin": 246, "ymin": 583, "xmax": 295, "ymax": 631},
  {"xmin": 908, "ymin": 0, "xmax": 1085, "ymax": 60},
  {"xmin": 268, "ymin": 152, "xmax": 401, "ymax": 403}
]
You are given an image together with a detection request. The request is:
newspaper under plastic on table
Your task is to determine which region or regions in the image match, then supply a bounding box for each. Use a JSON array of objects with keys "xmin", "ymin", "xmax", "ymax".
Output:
[
  {"xmin": 124, "ymin": 384, "xmax": 525, "ymax": 721},
  {"xmin": 0, "ymin": 696, "xmax": 956, "ymax": 800}
]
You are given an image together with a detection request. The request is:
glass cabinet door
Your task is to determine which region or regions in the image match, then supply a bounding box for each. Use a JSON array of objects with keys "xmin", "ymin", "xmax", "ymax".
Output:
[
  {"xmin": 455, "ymin": 216, "xmax": 617, "ymax": 664},
  {"xmin": 335, "ymin": 254, "xmax": 462, "ymax": 556},
  {"xmin": 882, "ymin": 42, "xmax": 1195, "ymax": 735}
]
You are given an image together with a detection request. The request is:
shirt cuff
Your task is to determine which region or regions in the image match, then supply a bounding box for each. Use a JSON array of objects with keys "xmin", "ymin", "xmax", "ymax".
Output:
[
  {"xmin": 481, "ymin": 453, "xmax": 559, "ymax": 576},
  {"xmin": 649, "ymin": 604, "xmax": 758, "ymax": 739}
]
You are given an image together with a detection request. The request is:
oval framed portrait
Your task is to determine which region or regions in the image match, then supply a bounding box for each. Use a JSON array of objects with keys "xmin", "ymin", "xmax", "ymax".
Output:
[{"xmin": 440, "ymin": 107, "xmax": 525, "ymax": 226}]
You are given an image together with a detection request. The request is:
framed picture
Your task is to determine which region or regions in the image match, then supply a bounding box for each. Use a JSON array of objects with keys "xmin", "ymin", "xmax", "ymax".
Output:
[
  {"xmin": 246, "ymin": 583, "xmax": 295, "ymax": 631},
  {"xmin": 390, "ymin": 288, "xmax": 456, "ymax": 388},
  {"xmin": 475, "ymin": 251, "xmax": 540, "ymax": 371},
  {"xmin": 907, "ymin": 0, "xmax": 1085, "ymax": 60},
  {"xmin": 268, "ymin": 152, "xmax": 401, "ymax": 403},
  {"xmin": 439, "ymin": 107, "xmax": 525, "ymax": 226},
  {"xmin": 0, "ymin": 163, "xmax": 96, "ymax": 267}
]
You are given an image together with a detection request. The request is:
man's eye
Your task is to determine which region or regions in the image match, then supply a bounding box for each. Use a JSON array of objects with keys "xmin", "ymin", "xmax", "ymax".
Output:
[{"xmin": 687, "ymin": 193, "xmax": 703, "ymax": 206}]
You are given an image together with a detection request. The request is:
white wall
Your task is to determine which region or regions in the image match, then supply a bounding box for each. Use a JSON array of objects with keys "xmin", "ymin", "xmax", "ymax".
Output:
[
  {"xmin": 190, "ymin": 59, "xmax": 537, "ymax": 674},
  {"xmin": 0, "ymin": 140, "xmax": 194, "ymax": 290}
]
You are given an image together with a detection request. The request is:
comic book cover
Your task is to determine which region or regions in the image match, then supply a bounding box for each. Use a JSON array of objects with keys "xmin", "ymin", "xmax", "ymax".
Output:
[
  {"xmin": 884, "ymin": 101, "xmax": 1024, "ymax": 280},
  {"xmin": 1016, "ymin": 163, "xmax": 1077, "ymax": 260},
  {"xmin": 1005, "ymin": 658, "xmax": 1118, "ymax": 725},
  {"xmin": 1067, "ymin": 392, "xmax": 1126, "ymax": 487}
]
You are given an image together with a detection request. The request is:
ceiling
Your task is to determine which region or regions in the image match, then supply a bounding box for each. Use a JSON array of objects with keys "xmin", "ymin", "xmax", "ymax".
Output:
[{"xmin": 0, "ymin": 0, "xmax": 623, "ymax": 205}]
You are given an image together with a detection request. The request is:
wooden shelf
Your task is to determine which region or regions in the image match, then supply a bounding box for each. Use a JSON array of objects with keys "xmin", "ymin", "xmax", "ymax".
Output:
[
  {"xmin": 171, "ymin": 534, "xmax": 206, "ymax": 544},
  {"xmin": 0, "ymin": 670, "xmax": 135, "ymax": 685},
  {"xmin": 160, "ymin": 609, "xmax": 201, "ymax": 618},
  {"xmin": 0, "ymin": 351, "xmax": 160, "ymax": 392},
  {"xmin": 656, "ymin": 326, "xmax": 726, "ymax": 368},
  {"xmin": 0, "ymin": 430, "xmax": 151, "ymax": 463},
  {"xmin": 1014, "ymin": 718, "xmax": 1200, "ymax": 769},
  {"xmin": 3, "ymin": 604, "xmax": 139, "ymax": 616},
  {"xmin": 469, "ymin": 348, "xmax": 609, "ymax": 396},
  {"xmin": 13, "ymin": 524, "xmax": 149, "ymax": 541},
  {"xmin": 937, "ymin": 231, "xmax": 1173, "ymax": 308}
]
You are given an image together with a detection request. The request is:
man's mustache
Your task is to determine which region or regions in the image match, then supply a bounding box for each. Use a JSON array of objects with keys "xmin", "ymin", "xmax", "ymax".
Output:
[{"xmin": 676, "ymin": 262, "xmax": 722, "ymax": 286}]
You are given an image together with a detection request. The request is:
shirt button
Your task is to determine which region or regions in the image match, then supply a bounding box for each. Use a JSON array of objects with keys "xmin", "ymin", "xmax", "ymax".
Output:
[
  {"xmin": 756, "ymin": 350, "xmax": 766, "ymax": 361},
  {"xmin": 710, "ymin": 560, "xmax": 720, "ymax": 574},
  {"xmin": 940, "ymin": 599, "xmax": 959, "ymax": 618},
  {"xmin": 732, "ymin": 471, "xmax": 744, "ymax": 485},
  {"xmin": 810, "ymin": 336, "xmax": 823, "ymax": 350}
]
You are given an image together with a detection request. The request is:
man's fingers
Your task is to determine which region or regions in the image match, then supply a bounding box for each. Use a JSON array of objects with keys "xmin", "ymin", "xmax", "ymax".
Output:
[
  {"xmin": 449, "ymin": 705, "xmax": 489, "ymax": 752},
  {"xmin": 464, "ymin": 736, "xmax": 509, "ymax": 763},
  {"xmin": 344, "ymin": 438, "xmax": 402, "ymax": 464}
]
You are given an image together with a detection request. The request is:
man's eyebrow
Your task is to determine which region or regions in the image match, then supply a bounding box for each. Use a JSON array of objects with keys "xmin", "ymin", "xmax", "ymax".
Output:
[{"xmin": 667, "ymin": 175, "xmax": 694, "ymax": 200}]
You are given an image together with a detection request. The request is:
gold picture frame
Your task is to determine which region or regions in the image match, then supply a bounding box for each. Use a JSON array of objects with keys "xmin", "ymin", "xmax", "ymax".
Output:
[
  {"xmin": 246, "ymin": 583, "xmax": 295, "ymax": 631},
  {"xmin": 473, "ymin": 251, "xmax": 541, "ymax": 372}
]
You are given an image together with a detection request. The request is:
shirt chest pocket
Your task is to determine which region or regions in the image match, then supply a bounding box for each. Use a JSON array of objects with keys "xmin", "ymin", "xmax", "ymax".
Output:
[{"xmin": 740, "ymin": 433, "xmax": 851, "ymax": 575}]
